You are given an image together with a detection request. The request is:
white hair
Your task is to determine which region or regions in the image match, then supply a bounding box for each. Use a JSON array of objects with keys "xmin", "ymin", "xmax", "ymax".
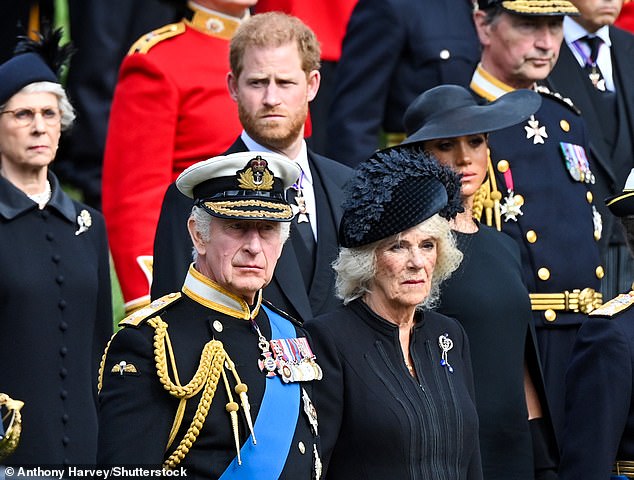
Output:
[
  {"xmin": 15, "ymin": 81, "xmax": 75, "ymax": 130},
  {"xmin": 334, "ymin": 214, "xmax": 463, "ymax": 310},
  {"xmin": 189, "ymin": 205, "xmax": 291, "ymax": 261}
]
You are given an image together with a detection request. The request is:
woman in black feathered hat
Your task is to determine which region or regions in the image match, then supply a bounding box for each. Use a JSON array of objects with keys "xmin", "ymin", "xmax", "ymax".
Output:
[
  {"xmin": 402, "ymin": 84, "xmax": 560, "ymax": 480},
  {"xmin": 0, "ymin": 30, "xmax": 112, "ymax": 465},
  {"xmin": 305, "ymin": 147, "xmax": 485, "ymax": 479}
]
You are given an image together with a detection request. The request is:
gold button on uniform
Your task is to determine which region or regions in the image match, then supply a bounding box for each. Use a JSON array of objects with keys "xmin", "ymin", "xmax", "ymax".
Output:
[
  {"xmin": 560, "ymin": 120, "xmax": 570, "ymax": 132},
  {"xmin": 545, "ymin": 309, "xmax": 557, "ymax": 322},
  {"xmin": 514, "ymin": 194, "xmax": 525, "ymax": 206},
  {"xmin": 298, "ymin": 441, "xmax": 306, "ymax": 454},
  {"xmin": 538, "ymin": 268, "xmax": 550, "ymax": 281},
  {"xmin": 526, "ymin": 230, "xmax": 537, "ymax": 243},
  {"xmin": 596, "ymin": 266, "xmax": 605, "ymax": 279},
  {"xmin": 594, "ymin": 231, "xmax": 601, "ymax": 241},
  {"xmin": 586, "ymin": 191, "xmax": 593, "ymax": 203},
  {"xmin": 497, "ymin": 160, "xmax": 509, "ymax": 173},
  {"xmin": 213, "ymin": 320, "xmax": 223, "ymax": 333}
]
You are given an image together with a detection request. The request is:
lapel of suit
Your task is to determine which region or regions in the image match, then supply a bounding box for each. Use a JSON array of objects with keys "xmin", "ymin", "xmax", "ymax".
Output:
[
  {"xmin": 308, "ymin": 151, "xmax": 346, "ymax": 227},
  {"xmin": 610, "ymin": 27, "xmax": 634, "ymax": 138},
  {"xmin": 549, "ymin": 43, "xmax": 617, "ymax": 185},
  {"xmin": 229, "ymin": 137, "xmax": 313, "ymax": 321}
]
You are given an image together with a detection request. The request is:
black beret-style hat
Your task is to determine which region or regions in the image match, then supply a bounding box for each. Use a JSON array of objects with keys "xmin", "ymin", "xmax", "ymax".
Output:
[
  {"xmin": 0, "ymin": 28, "xmax": 72, "ymax": 106},
  {"xmin": 177, "ymin": 151, "xmax": 301, "ymax": 222},
  {"xmin": 606, "ymin": 169, "xmax": 634, "ymax": 218},
  {"xmin": 402, "ymin": 85, "xmax": 541, "ymax": 143},
  {"xmin": 339, "ymin": 147, "xmax": 463, "ymax": 248},
  {"xmin": 477, "ymin": 0, "xmax": 579, "ymax": 16}
]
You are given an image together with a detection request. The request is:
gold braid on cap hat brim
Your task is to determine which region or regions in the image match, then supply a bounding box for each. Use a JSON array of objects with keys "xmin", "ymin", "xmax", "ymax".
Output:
[
  {"xmin": 204, "ymin": 199, "xmax": 293, "ymax": 220},
  {"xmin": 501, "ymin": 0, "xmax": 579, "ymax": 14}
]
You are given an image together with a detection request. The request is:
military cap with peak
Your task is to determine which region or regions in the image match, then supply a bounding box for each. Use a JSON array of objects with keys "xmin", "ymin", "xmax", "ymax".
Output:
[
  {"xmin": 606, "ymin": 169, "xmax": 634, "ymax": 218},
  {"xmin": 176, "ymin": 151, "xmax": 301, "ymax": 221},
  {"xmin": 477, "ymin": 0, "xmax": 579, "ymax": 16}
]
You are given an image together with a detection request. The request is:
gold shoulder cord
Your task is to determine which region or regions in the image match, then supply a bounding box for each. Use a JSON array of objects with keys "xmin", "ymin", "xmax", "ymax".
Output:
[
  {"xmin": 472, "ymin": 151, "xmax": 502, "ymax": 231},
  {"xmin": 97, "ymin": 315, "xmax": 256, "ymax": 469}
]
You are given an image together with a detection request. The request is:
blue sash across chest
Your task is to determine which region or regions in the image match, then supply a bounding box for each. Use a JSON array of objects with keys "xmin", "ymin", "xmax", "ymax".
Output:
[{"xmin": 218, "ymin": 305, "xmax": 301, "ymax": 479}]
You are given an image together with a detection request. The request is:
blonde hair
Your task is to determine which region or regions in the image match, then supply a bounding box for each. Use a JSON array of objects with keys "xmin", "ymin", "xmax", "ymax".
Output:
[{"xmin": 334, "ymin": 214, "xmax": 463, "ymax": 310}]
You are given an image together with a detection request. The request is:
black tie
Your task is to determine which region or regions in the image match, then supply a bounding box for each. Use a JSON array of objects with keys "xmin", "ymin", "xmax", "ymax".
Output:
[
  {"xmin": 581, "ymin": 35, "xmax": 606, "ymax": 91},
  {"xmin": 287, "ymin": 187, "xmax": 316, "ymax": 285}
]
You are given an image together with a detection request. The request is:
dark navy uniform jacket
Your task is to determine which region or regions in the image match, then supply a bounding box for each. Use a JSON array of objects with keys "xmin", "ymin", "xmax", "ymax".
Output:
[
  {"xmin": 471, "ymin": 66, "xmax": 603, "ymax": 439},
  {"xmin": 559, "ymin": 293, "xmax": 634, "ymax": 480},
  {"xmin": 98, "ymin": 267, "xmax": 320, "ymax": 479},
  {"xmin": 326, "ymin": 0, "xmax": 480, "ymax": 167}
]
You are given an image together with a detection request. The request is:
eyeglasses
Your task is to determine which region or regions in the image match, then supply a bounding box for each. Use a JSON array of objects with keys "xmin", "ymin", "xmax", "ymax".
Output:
[{"xmin": 0, "ymin": 107, "xmax": 61, "ymax": 127}]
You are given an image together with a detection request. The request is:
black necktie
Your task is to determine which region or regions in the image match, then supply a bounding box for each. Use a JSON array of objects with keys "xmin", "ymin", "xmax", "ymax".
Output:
[
  {"xmin": 287, "ymin": 187, "xmax": 316, "ymax": 285},
  {"xmin": 581, "ymin": 35, "xmax": 606, "ymax": 91}
]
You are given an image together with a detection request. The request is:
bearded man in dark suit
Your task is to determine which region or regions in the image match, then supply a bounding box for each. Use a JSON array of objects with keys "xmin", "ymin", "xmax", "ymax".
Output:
[{"xmin": 152, "ymin": 12, "xmax": 352, "ymax": 323}]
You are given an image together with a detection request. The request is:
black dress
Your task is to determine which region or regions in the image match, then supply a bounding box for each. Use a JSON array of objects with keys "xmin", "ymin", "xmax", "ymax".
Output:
[
  {"xmin": 437, "ymin": 225, "xmax": 557, "ymax": 479},
  {"xmin": 0, "ymin": 172, "xmax": 112, "ymax": 464},
  {"xmin": 306, "ymin": 300, "xmax": 482, "ymax": 480}
]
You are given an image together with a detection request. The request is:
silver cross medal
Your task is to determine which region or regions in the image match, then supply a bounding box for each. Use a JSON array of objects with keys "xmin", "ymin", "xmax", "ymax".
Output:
[{"xmin": 294, "ymin": 188, "xmax": 310, "ymax": 223}]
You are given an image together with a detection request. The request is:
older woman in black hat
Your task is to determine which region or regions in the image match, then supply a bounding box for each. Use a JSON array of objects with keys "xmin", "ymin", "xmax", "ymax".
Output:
[
  {"xmin": 559, "ymin": 169, "xmax": 634, "ymax": 480},
  {"xmin": 305, "ymin": 148, "xmax": 483, "ymax": 479},
  {"xmin": 0, "ymin": 31, "xmax": 112, "ymax": 465},
  {"xmin": 402, "ymin": 84, "xmax": 559, "ymax": 480}
]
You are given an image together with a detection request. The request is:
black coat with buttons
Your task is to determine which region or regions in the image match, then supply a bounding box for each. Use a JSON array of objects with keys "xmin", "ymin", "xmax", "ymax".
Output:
[
  {"xmin": 326, "ymin": 0, "xmax": 480, "ymax": 167},
  {"xmin": 0, "ymin": 172, "xmax": 112, "ymax": 465}
]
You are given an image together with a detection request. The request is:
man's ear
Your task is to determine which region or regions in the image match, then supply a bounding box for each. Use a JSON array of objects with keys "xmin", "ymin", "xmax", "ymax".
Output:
[
  {"xmin": 473, "ymin": 10, "xmax": 492, "ymax": 47},
  {"xmin": 227, "ymin": 72, "xmax": 239, "ymax": 102},
  {"xmin": 188, "ymin": 217, "xmax": 206, "ymax": 256},
  {"xmin": 306, "ymin": 70, "xmax": 321, "ymax": 103}
]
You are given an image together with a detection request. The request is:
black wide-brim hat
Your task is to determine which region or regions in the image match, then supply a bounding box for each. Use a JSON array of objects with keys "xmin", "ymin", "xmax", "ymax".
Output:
[
  {"xmin": 339, "ymin": 147, "xmax": 463, "ymax": 248},
  {"xmin": 402, "ymin": 85, "xmax": 542, "ymax": 144},
  {"xmin": 477, "ymin": 0, "xmax": 579, "ymax": 16},
  {"xmin": 177, "ymin": 151, "xmax": 301, "ymax": 222},
  {"xmin": 606, "ymin": 169, "xmax": 634, "ymax": 217}
]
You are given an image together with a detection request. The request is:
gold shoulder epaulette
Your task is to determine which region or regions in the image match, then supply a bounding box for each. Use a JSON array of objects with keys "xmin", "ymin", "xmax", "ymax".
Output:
[
  {"xmin": 119, "ymin": 292, "xmax": 182, "ymax": 328},
  {"xmin": 535, "ymin": 84, "xmax": 581, "ymax": 115},
  {"xmin": 128, "ymin": 22, "xmax": 186, "ymax": 55},
  {"xmin": 589, "ymin": 292, "xmax": 634, "ymax": 318}
]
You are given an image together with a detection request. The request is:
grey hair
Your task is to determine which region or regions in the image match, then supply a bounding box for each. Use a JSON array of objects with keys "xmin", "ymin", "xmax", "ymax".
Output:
[
  {"xmin": 189, "ymin": 205, "xmax": 291, "ymax": 261},
  {"xmin": 12, "ymin": 81, "xmax": 76, "ymax": 130},
  {"xmin": 334, "ymin": 214, "xmax": 463, "ymax": 310}
]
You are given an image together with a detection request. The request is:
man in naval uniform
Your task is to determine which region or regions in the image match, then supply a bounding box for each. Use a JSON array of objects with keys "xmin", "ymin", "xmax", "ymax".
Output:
[
  {"xmin": 559, "ymin": 169, "xmax": 634, "ymax": 480},
  {"xmin": 151, "ymin": 12, "xmax": 352, "ymax": 324},
  {"xmin": 472, "ymin": 0, "xmax": 604, "ymax": 442},
  {"xmin": 97, "ymin": 151, "xmax": 323, "ymax": 479},
  {"xmin": 547, "ymin": 0, "xmax": 634, "ymax": 300},
  {"xmin": 102, "ymin": 0, "xmax": 254, "ymax": 315}
]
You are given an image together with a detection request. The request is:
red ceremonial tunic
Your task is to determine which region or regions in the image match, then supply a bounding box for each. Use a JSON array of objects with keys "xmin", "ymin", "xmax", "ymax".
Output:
[{"xmin": 102, "ymin": 7, "xmax": 243, "ymax": 311}]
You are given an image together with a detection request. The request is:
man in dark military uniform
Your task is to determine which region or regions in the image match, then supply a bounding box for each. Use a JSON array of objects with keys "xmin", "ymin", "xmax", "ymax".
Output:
[
  {"xmin": 472, "ymin": 0, "xmax": 604, "ymax": 441},
  {"xmin": 98, "ymin": 152, "xmax": 323, "ymax": 479},
  {"xmin": 559, "ymin": 169, "xmax": 634, "ymax": 480}
]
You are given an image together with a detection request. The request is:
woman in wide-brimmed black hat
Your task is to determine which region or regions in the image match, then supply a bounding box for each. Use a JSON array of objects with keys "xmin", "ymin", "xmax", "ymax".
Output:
[{"xmin": 403, "ymin": 84, "xmax": 560, "ymax": 480}]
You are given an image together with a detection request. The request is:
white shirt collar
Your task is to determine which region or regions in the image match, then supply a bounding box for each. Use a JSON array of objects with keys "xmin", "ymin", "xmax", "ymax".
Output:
[{"xmin": 564, "ymin": 16, "xmax": 612, "ymax": 47}]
